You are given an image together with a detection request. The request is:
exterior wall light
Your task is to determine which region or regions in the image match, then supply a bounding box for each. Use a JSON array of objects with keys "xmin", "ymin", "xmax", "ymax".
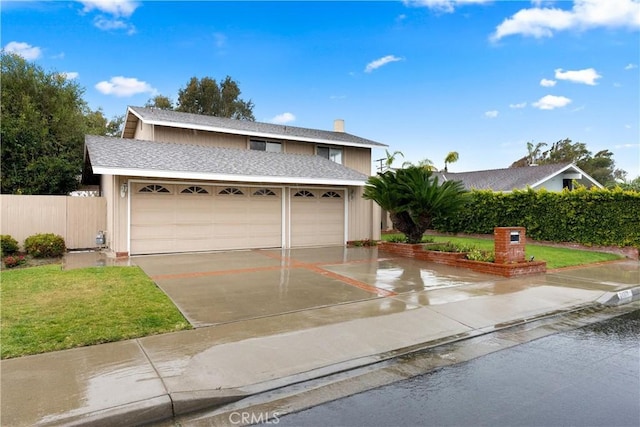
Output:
[{"xmin": 120, "ymin": 183, "xmax": 128, "ymax": 198}]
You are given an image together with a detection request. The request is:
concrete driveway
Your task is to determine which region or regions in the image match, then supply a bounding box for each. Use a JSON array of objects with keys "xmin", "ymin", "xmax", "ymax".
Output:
[{"xmin": 133, "ymin": 246, "xmax": 497, "ymax": 327}]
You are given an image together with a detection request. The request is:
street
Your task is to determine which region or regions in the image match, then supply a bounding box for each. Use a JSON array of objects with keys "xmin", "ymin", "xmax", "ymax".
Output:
[{"xmin": 278, "ymin": 309, "xmax": 640, "ymax": 427}]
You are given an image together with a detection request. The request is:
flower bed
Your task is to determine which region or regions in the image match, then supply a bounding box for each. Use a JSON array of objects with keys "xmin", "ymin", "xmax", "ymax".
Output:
[{"xmin": 378, "ymin": 241, "xmax": 547, "ymax": 277}]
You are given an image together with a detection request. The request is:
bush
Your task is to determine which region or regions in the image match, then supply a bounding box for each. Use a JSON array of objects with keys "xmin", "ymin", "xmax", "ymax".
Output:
[
  {"xmin": 433, "ymin": 187, "xmax": 640, "ymax": 248},
  {"xmin": 465, "ymin": 248, "xmax": 495, "ymax": 263},
  {"xmin": 24, "ymin": 233, "xmax": 66, "ymax": 258},
  {"xmin": 425, "ymin": 241, "xmax": 475, "ymax": 253},
  {"xmin": 0, "ymin": 235, "xmax": 19, "ymax": 257},
  {"xmin": 3, "ymin": 254, "xmax": 26, "ymax": 268}
]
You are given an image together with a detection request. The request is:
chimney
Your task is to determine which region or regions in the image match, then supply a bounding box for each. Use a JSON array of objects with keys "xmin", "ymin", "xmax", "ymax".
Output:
[{"xmin": 333, "ymin": 119, "xmax": 345, "ymax": 133}]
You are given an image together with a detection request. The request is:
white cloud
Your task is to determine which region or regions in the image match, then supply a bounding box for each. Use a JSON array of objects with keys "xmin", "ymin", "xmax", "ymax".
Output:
[
  {"xmin": 509, "ymin": 102, "xmax": 527, "ymax": 109},
  {"xmin": 365, "ymin": 55, "xmax": 403, "ymax": 73},
  {"xmin": 625, "ymin": 63, "xmax": 638, "ymax": 70},
  {"xmin": 540, "ymin": 78, "xmax": 557, "ymax": 87},
  {"xmin": 271, "ymin": 112, "xmax": 296, "ymax": 124},
  {"xmin": 491, "ymin": 0, "xmax": 640, "ymax": 41},
  {"xmin": 95, "ymin": 76, "xmax": 157, "ymax": 97},
  {"xmin": 79, "ymin": 0, "xmax": 139, "ymax": 18},
  {"xmin": 61, "ymin": 72, "xmax": 79, "ymax": 80},
  {"xmin": 484, "ymin": 110, "xmax": 499, "ymax": 118},
  {"xmin": 93, "ymin": 16, "xmax": 135, "ymax": 34},
  {"xmin": 403, "ymin": 0, "xmax": 492, "ymax": 13},
  {"xmin": 532, "ymin": 94, "xmax": 572, "ymax": 110},
  {"xmin": 80, "ymin": 1, "xmax": 138, "ymax": 34},
  {"xmin": 615, "ymin": 143, "xmax": 639, "ymax": 148},
  {"xmin": 554, "ymin": 67, "xmax": 601, "ymax": 85},
  {"xmin": 3, "ymin": 41, "xmax": 42, "ymax": 60}
]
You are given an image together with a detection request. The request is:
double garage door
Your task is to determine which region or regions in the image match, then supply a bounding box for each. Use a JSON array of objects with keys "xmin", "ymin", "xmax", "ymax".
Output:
[{"xmin": 130, "ymin": 183, "xmax": 345, "ymax": 255}]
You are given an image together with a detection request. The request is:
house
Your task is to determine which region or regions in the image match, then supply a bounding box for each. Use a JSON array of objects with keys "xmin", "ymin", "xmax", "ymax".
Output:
[
  {"xmin": 83, "ymin": 106, "xmax": 387, "ymax": 256},
  {"xmin": 380, "ymin": 163, "xmax": 603, "ymax": 230},
  {"xmin": 435, "ymin": 163, "xmax": 603, "ymax": 192}
]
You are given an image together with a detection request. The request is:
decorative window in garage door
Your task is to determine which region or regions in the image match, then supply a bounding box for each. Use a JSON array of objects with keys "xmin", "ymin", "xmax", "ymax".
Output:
[
  {"xmin": 180, "ymin": 186, "xmax": 209, "ymax": 194},
  {"xmin": 253, "ymin": 188, "xmax": 277, "ymax": 196},
  {"xmin": 139, "ymin": 184, "xmax": 171, "ymax": 193},
  {"xmin": 218, "ymin": 187, "xmax": 245, "ymax": 195},
  {"xmin": 322, "ymin": 191, "xmax": 342, "ymax": 198},
  {"xmin": 293, "ymin": 190, "xmax": 315, "ymax": 198}
]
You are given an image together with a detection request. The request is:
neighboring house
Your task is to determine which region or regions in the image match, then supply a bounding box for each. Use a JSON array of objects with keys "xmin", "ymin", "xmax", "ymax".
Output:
[
  {"xmin": 381, "ymin": 163, "xmax": 603, "ymax": 230},
  {"xmin": 83, "ymin": 106, "xmax": 387, "ymax": 256},
  {"xmin": 435, "ymin": 163, "xmax": 603, "ymax": 192}
]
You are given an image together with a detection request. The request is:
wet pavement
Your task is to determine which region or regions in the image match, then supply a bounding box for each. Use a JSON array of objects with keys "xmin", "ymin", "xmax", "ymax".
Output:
[
  {"xmin": 1, "ymin": 247, "xmax": 639, "ymax": 426},
  {"xmin": 278, "ymin": 309, "xmax": 640, "ymax": 427}
]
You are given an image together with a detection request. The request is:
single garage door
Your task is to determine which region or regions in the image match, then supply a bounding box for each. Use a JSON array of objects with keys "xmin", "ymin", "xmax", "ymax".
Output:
[
  {"xmin": 290, "ymin": 188, "xmax": 345, "ymax": 247},
  {"xmin": 130, "ymin": 183, "xmax": 282, "ymax": 254}
]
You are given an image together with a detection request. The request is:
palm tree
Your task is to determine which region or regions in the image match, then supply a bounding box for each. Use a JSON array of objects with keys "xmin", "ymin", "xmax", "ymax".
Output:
[
  {"xmin": 364, "ymin": 166, "xmax": 467, "ymax": 243},
  {"xmin": 402, "ymin": 157, "xmax": 437, "ymax": 171},
  {"xmin": 443, "ymin": 151, "xmax": 459, "ymax": 172},
  {"xmin": 383, "ymin": 149, "xmax": 404, "ymax": 171}
]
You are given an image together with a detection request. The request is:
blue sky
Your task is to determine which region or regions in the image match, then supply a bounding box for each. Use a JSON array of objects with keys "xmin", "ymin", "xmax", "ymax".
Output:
[{"xmin": 2, "ymin": 0, "xmax": 639, "ymax": 178}]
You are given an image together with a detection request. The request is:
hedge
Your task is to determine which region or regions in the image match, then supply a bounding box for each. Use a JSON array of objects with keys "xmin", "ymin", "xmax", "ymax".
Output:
[{"xmin": 433, "ymin": 187, "xmax": 640, "ymax": 248}]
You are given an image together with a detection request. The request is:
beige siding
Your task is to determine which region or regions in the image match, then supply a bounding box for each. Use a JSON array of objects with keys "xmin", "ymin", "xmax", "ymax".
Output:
[
  {"xmin": 152, "ymin": 126, "xmax": 246, "ymax": 149},
  {"xmin": 285, "ymin": 141, "xmax": 314, "ymax": 155},
  {"xmin": 343, "ymin": 147, "xmax": 372, "ymax": 175},
  {"xmin": 347, "ymin": 187, "xmax": 380, "ymax": 241},
  {"xmin": 133, "ymin": 122, "xmax": 154, "ymax": 140},
  {"xmin": 0, "ymin": 195, "xmax": 106, "ymax": 250}
]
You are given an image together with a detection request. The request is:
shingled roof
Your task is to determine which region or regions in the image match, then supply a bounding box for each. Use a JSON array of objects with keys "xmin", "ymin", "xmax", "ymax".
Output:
[
  {"xmin": 123, "ymin": 106, "xmax": 386, "ymax": 149},
  {"xmin": 85, "ymin": 135, "xmax": 369, "ymax": 186},
  {"xmin": 437, "ymin": 163, "xmax": 602, "ymax": 191}
]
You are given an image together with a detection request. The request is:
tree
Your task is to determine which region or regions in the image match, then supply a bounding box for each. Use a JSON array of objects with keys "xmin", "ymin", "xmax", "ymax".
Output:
[
  {"xmin": 145, "ymin": 95, "xmax": 173, "ymax": 110},
  {"xmin": 176, "ymin": 76, "xmax": 255, "ymax": 120},
  {"xmin": 402, "ymin": 158, "xmax": 437, "ymax": 171},
  {"xmin": 443, "ymin": 151, "xmax": 459, "ymax": 172},
  {"xmin": 363, "ymin": 166, "xmax": 467, "ymax": 243},
  {"xmin": 511, "ymin": 138, "xmax": 625, "ymax": 186},
  {"xmin": 380, "ymin": 149, "xmax": 404, "ymax": 172},
  {"xmin": 1, "ymin": 53, "xmax": 88, "ymax": 194},
  {"xmin": 105, "ymin": 114, "xmax": 125, "ymax": 137}
]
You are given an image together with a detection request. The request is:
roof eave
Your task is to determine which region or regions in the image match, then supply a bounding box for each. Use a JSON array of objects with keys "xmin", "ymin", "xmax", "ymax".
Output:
[
  {"xmin": 90, "ymin": 166, "xmax": 367, "ymax": 187},
  {"xmin": 530, "ymin": 163, "xmax": 604, "ymax": 189}
]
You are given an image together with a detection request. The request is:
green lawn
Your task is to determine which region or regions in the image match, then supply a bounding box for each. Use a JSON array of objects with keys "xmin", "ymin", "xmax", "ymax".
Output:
[
  {"xmin": 1, "ymin": 265, "xmax": 191, "ymax": 359},
  {"xmin": 382, "ymin": 233, "xmax": 622, "ymax": 269}
]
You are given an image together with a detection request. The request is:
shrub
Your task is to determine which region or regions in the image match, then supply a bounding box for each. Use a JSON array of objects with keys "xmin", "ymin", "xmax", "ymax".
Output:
[
  {"xmin": 3, "ymin": 254, "xmax": 26, "ymax": 268},
  {"xmin": 24, "ymin": 233, "xmax": 66, "ymax": 258},
  {"xmin": 466, "ymin": 248, "xmax": 495, "ymax": 263},
  {"xmin": 433, "ymin": 187, "xmax": 640, "ymax": 248},
  {"xmin": 425, "ymin": 241, "xmax": 474, "ymax": 253},
  {"xmin": 0, "ymin": 235, "xmax": 19, "ymax": 257}
]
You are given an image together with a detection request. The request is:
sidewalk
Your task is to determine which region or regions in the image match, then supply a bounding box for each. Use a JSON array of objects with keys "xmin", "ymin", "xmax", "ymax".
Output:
[{"xmin": 1, "ymin": 260, "xmax": 639, "ymax": 426}]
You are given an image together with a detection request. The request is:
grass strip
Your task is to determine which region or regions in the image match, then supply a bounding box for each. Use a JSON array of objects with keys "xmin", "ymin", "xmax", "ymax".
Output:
[{"xmin": 1, "ymin": 264, "xmax": 191, "ymax": 359}]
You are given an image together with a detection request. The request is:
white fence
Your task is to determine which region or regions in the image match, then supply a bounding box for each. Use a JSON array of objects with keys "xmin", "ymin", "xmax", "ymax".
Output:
[{"xmin": 0, "ymin": 195, "xmax": 106, "ymax": 249}]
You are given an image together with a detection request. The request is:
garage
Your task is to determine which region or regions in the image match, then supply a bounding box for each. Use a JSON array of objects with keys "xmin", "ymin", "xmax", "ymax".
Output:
[
  {"xmin": 130, "ymin": 182, "xmax": 282, "ymax": 255},
  {"xmin": 290, "ymin": 188, "xmax": 345, "ymax": 247}
]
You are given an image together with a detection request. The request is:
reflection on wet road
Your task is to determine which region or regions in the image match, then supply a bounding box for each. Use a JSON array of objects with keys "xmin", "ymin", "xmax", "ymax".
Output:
[{"xmin": 279, "ymin": 310, "xmax": 640, "ymax": 427}]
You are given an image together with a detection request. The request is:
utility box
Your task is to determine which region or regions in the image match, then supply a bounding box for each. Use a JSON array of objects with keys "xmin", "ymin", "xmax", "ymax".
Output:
[{"xmin": 494, "ymin": 227, "xmax": 526, "ymax": 264}]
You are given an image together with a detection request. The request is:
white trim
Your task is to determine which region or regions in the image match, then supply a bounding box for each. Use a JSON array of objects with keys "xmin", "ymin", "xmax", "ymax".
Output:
[
  {"xmin": 126, "ymin": 107, "xmax": 386, "ymax": 149},
  {"xmin": 92, "ymin": 166, "xmax": 367, "ymax": 187},
  {"xmin": 281, "ymin": 188, "xmax": 286, "ymax": 249},
  {"xmin": 530, "ymin": 163, "xmax": 604, "ymax": 189},
  {"xmin": 126, "ymin": 178, "xmax": 131, "ymax": 255},
  {"xmin": 286, "ymin": 187, "xmax": 291, "ymax": 249},
  {"xmin": 344, "ymin": 188, "xmax": 349, "ymax": 244}
]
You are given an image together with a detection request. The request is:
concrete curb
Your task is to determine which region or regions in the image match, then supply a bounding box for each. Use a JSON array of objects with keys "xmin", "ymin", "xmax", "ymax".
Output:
[
  {"xmin": 596, "ymin": 286, "xmax": 640, "ymax": 306},
  {"xmin": 12, "ymin": 290, "xmax": 640, "ymax": 426}
]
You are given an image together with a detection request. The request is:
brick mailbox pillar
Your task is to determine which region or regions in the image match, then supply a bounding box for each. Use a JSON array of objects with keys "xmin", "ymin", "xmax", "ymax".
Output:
[{"xmin": 494, "ymin": 227, "xmax": 526, "ymax": 264}]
